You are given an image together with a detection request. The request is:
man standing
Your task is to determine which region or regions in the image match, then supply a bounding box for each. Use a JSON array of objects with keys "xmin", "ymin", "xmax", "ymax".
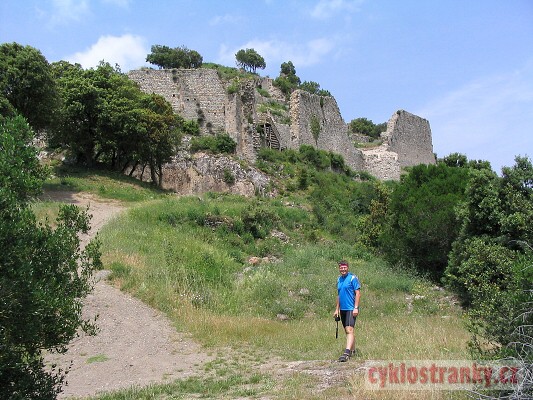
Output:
[{"xmin": 333, "ymin": 260, "xmax": 361, "ymax": 362}]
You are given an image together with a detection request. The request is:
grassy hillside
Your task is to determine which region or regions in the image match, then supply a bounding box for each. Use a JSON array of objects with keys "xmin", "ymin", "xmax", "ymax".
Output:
[{"xmin": 39, "ymin": 163, "xmax": 471, "ymax": 399}]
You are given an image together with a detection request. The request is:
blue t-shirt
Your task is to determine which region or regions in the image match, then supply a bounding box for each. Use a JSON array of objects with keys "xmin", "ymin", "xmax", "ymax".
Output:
[{"xmin": 337, "ymin": 272, "xmax": 361, "ymax": 311}]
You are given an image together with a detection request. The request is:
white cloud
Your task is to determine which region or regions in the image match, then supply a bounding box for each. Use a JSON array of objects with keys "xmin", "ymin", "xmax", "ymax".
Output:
[
  {"xmin": 47, "ymin": 0, "xmax": 90, "ymax": 25},
  {"xmin": 418, "ymin": 61, "xmax": 533, "ymax": 171},
  {"xmin": 310, "ymin": 0, "xmax": 363, "ymax": 19},
  {"xmin": 217, "ymin": 37, "xmax": 336, "ymax": 73},
  {"xmin": 65, "ymin": 34, "xmax": 148, "ymax": 71}
]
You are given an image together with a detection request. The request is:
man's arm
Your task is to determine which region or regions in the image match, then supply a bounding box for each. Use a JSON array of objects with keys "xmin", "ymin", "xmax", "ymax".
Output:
[{"xmin": 353, "ymin": 289, "xmax": 360, "ymax": 316}]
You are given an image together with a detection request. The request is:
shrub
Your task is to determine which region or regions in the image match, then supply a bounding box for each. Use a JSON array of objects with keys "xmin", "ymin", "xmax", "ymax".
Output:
[
  {"xmin": 223, "ymin": 168, "xmax": 235, "ymax": 185},
  {"xmin": 189, "ymin": 134, "xmax": 237, "ymax": 154},
  {"xmin": 380, "ymin": 163, "xmax": 470, "ymax": 279},
  {"xmin": 256, "ymin": 87, "xmax": 270, "ymax": 97},
  {"xmin": 182, "ymin": 119, "xmax": 200, "ymax": 136}
]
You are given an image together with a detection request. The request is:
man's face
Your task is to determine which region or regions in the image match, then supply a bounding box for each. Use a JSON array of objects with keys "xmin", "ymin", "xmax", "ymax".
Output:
[{"xmin": 339, "ymin": 264, "xmax": 348, "ymax": 276}]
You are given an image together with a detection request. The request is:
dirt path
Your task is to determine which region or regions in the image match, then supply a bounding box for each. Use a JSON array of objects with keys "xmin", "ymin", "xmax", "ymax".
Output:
[{"xmin": 43, "ymin": 191, "xmax": 212, "ymax": 399}]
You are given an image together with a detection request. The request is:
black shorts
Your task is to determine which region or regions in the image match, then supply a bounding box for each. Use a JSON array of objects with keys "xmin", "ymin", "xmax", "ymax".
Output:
[{"xmin": 340, "ymin": 310, "xmax": 357, "ymax": 328}]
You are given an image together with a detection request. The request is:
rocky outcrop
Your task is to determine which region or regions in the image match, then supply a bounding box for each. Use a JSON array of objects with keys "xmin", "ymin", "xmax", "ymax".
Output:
[{"xmin": 127, "ymin": 151, "xmax": 273, "ymax": 197}]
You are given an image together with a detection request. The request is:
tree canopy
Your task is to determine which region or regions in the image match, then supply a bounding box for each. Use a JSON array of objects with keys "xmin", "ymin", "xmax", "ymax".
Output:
[
  {"xmin": 299, "ymin": 81, "xmax": 331, "ymax": 97},
  {"xmin": 274, "ymin": 61, "xmax": 301, "ymax": 96},
  {"xmin": 50, "ymin": 61, "xmax": 182, "ymax": 185},
  {"xmin": 445, "ymin": 156, "xmax": 533, "ymax": 362},
  {"xmin": 348, "ymin": 117, "xmax": 386, "ymax": 140},
  {"xmin": 235, "ymin": 48, "xmax": 266, "ymax": 73},
  {"xmin": 379, "ymin": 161, "xmax": 472, "ymax": 279},
  {"xmin": 0, "ymin": 42, "xmax": 59, "ymax": 132},
  {"xmin": 146, "ymin": 45, "xmax": 203, "ymax": 69}
]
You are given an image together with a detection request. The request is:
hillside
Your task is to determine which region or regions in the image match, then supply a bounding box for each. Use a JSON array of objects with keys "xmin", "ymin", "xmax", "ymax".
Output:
[{"xmin": 37, "ymin": 159, "xmax": 470, "ymax": 400}]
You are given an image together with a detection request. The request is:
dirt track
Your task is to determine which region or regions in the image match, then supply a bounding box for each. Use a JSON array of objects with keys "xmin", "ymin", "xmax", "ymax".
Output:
[{"xmin": 43, "ymin": 192, "xmax": 212, "ymax": 399}]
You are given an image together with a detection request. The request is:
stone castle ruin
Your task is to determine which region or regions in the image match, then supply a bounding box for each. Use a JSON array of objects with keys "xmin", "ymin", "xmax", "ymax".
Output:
[{"xmin": 127, "ymin": 68, "xmax": 435, "ymax": 184}]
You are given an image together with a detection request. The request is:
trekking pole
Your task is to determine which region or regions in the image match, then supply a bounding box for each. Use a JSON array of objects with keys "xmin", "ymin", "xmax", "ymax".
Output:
[{"xmin": 335, "ymin": 315, "xmax": 340, "ymax": 339}]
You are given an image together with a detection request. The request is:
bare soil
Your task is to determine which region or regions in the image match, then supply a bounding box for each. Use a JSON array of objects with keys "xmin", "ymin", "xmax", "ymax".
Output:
[{"xmin": 43, "ymin": 191, "xmax": 213, "ymax": 399}]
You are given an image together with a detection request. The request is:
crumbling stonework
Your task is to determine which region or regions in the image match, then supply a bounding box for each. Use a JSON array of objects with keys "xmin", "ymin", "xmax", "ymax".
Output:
[
  {"xmin": 382, "ymin": 110, "xmax": 436, "ymax": 168},
  {"xmin": 360, "ymin": 145, "xmax": 401, "ymax": 181},
  {"xmin": 127, "ymin": 69, "xmax": 436, "ymax": 183},
  {"xmin": 289, "ymin": 90, "xmax": 364, "ymax": 170}
]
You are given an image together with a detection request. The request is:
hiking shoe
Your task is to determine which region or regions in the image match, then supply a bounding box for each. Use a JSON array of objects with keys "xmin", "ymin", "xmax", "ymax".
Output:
[{"xmin": 338, "ymin": 352, "xmax": 350, "ymax": 362}]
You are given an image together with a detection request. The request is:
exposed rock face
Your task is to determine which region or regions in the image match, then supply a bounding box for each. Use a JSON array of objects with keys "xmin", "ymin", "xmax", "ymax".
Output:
[
  {"xmin": 127, "ymin": 69, "xmax": 435, "ymax": 184},
  {"xmin": 127, "ymin": 152, "xmax": 273, "ymax": 198}
]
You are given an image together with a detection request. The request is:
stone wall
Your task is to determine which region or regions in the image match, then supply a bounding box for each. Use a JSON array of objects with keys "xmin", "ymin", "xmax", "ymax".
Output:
[
  {"xmin": 127, "ymin": 69, "xmax": 435, "ymax": 183},
  {"xmin": 128, "ymin": 69, "xmax": 227, "ymax": 135},
  {"xmin": 383, "ymin": 110, "xmax": 436, "ymax": 168},
  {"xmin": 289, "ymin": 90, "xmax": 364, "ymax": 171},
  {"xmin": 360, "ymin": 145, "xmax": 401, "ymax": 181}
]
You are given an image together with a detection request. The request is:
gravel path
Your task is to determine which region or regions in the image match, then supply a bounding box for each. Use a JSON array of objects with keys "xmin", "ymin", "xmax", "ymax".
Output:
[{"xmin": 43, "ymin": 191, "xmax": 212, "ymax": 399}]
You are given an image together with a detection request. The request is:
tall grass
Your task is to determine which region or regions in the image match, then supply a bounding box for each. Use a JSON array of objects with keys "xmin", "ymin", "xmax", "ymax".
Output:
[
  {"xmin": 99, "ymin": 194, "xmax": 469, "ymax": 364},
  {"xmin": 34, "ymin": 161, "xmax": 472, "ymax": 398}
]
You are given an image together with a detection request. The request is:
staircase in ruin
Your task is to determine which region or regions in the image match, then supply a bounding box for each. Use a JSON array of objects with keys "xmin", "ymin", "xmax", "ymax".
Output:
[{"xmin": 254, "ymin": 113, "xmax": 283, "ymax": 151}]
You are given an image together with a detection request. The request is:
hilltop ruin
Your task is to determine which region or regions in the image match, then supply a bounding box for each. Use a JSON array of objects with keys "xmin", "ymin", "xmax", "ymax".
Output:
[{"xmin": 128, "ymin": 68, "xmax": 436, "ymax": 182}]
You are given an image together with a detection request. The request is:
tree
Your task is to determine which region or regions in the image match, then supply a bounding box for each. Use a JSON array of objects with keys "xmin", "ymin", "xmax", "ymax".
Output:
[
  {"xmin": 299, "ymin": 81, "xmax": 331, "ymax": 97},
  {"xmin": 349, "ymin": 117, "xmax": 385, "ymax": 140},
  {"xmin": 280, "ymin": 61, "xmax": 296, "ymax": 76},
  {"xmin": 380, "ymin": 162, "xmax": 471, "ymax": 279},
  {"xmin": 445, "ymin": 156, "xmax": 533, "ymax": 367},
  {"xmin": 235, "ymin": 48, "xmax": 266, "ymax": 73},
  {"xmin": 0, "ymin": 42, "xmax": 60, "ymax": 132},
  {"xmin": 274, "ymin": 61, "xmax": 301, "ymax": 96},
  {"xmin": 0, "ymin": 116, "xmax": 101, "ymax": 398},
  {"xmin": 51, "ymin": 61, "xmax": 102, "ymax": 165},
  {"xmin": 51, "ymin": 61, "xmax": 182, "ymax": 181},
  {"xmin": 146, "ymin": 45, "xmax": 203, "ymax": 69},
  {"xmin": 135, "ymin": 93, "xmax": 181, "ymax": 186}
]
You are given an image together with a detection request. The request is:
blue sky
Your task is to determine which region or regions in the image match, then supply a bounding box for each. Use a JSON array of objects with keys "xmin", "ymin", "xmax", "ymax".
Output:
[{"xmin": 2, "ymin": 0, "xmax": 532, "ymax": 173}]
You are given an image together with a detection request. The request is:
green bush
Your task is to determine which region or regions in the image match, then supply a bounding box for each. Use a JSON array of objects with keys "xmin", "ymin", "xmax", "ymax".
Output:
[
  {"xmin": 380, "ymin": 162, "xmax": 470, "ymax": 279},
  {"xmin": 298, "ymin": 145, "xmax": 330, "ymax": 170},
  {"xmin": 182, "ymin": 119, "xmax": 200, "ymax": 136},
  {"xmin": 223, "ymin": 168, "xmax": 235, "ymax": 185},
  {"xmin": 445, "ymin": 157, "xmax": 533, "ymax": 361},
  {"xmin": 189, "ymin": 134, "xmax": 237, "ymax": 154},
  {"xmin": 256, "ymin": 87, "xmax": 270, "ymax": 97}
]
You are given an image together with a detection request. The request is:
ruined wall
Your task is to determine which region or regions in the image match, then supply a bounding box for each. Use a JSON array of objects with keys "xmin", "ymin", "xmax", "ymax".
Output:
[
  {"xmin": 289, "ymin": 90, "xmax": 364, "ymax": 171},
  {"xmin": 127, "ymin": 69, "xmax": 435, "ymax": 183},
  {"xmin": 128, "ymin": 69, "xmax": 227, "ymax": 135},
  {"xmin": 383, "ymin": 110, "xmax": 436, "ymax": 168},
  {"xmin": 360, "ymin": 146, "xmax": 401, "ymax": 181}
]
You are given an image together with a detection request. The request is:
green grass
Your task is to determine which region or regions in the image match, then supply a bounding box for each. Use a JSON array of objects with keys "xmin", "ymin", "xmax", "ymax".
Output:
[
  {"xmin": 43, "ymin": 165, "xmax": 170, "ymax": 203},
  {"xmin": 35, "ymin": 162, "xmax": 471, "ymax": 399},
  {"xmin": 97, "ymin": 193, "xmax": 469, "ymax": 371},
  {"xmin": 86, "ymin": 354, "xmax": 110, "ymax": 364}
]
